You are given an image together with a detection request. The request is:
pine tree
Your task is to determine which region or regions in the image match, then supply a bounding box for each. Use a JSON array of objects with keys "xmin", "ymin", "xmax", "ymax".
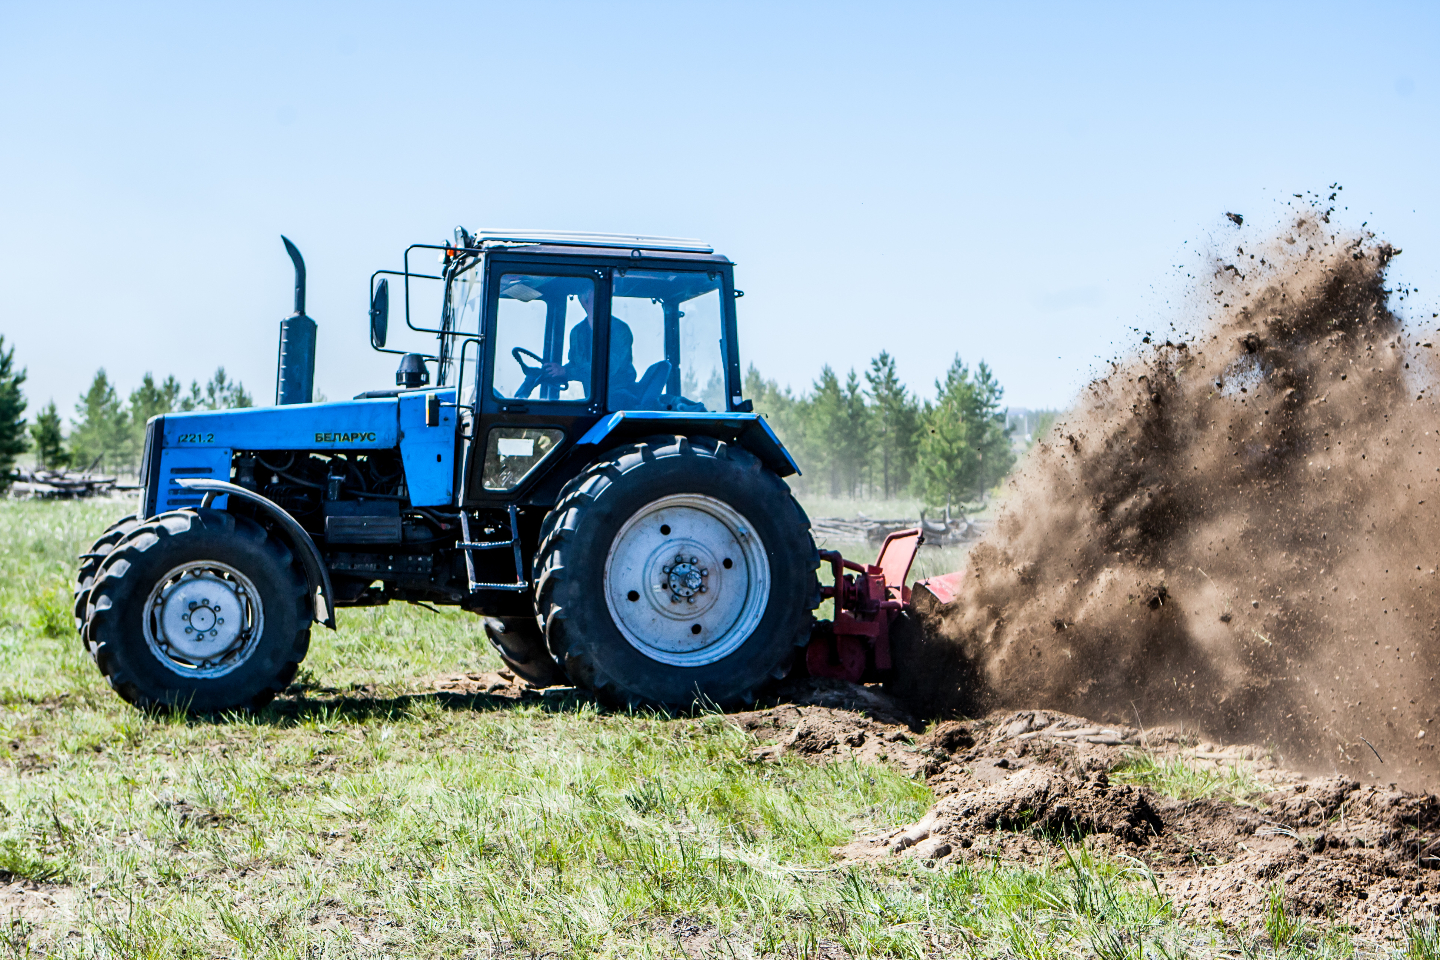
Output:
[
  {"xmin": 29, "ymin": 401, "xmax": 69, "ymax": 470},
  {"xmin": 744, "ymin": 364, "xmax": 800, "ymax": 443},
  {"xmin": 743, "ymin": 364, "xmax": 816, "ymax": 491},
  {"xmin": 865, "ymin": 352, "xmax": 920, "ymax": 499},
  {"xmin": 838, "ymin": 369, "xmax": 871, "ymax": 498},
  {"xmin": 131, "ymin": 373, "xmax": 182, "ymax": 424},
  {"xmin": 966, "ymin": 361, "xmax": 1015, "ymax": 495},
  {"xmin": 206, "ymin": 367, "xmax": 253, "ymax": 409},
  {"xmin": 179, "ymin": 367, "xmax": 253, "ymax": 411},
  {"xmin": 129, "ymin": 373, "xmax": 182, "ymax": 453},
  {"xmin": 699, "ymin": 369, "xmax": 726, "ymax": 412},
  {"xmin": 0, "ymin": 337, "xmax": 27, "ymax": 491},
  {"xmin": 804, "ymin": 366, "xmax": 846, "ymax": 496},
  {"xmin": 70, "ymin": 369, "xmax": 130, "ymax": 473},
  {"xmin": 916, "ymin": 355, "xmax": 1014, "ymax": 512},
  {"xmin": 916, "ymin": 368, "xmax": 971, "ymax": 513}
]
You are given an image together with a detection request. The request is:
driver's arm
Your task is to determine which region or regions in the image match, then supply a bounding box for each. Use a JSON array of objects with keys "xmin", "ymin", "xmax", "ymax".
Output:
[{"xmin": 548, "ymin": 320, "xmax": 592, "ymax": 384}]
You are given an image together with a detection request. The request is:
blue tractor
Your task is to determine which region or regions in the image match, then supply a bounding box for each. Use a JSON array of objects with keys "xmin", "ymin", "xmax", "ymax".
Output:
[{"xmin": 74, "ymin": 230, "xmax": 827, "ymax": 712}]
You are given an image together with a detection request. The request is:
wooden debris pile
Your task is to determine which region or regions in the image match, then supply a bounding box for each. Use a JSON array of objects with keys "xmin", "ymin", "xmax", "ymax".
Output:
[
  {"xmin": 810, "ymin": 516, "xmax": 989, "ymax": 547},
  {"xmin": 6, "ymin": 466, "xmax": 138, "ymax": 499}
]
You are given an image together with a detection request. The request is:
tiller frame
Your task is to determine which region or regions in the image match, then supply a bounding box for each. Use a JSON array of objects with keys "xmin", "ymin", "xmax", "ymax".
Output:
[{"xmin": 804, "ymin": 528, "xmax": 924, "ymax": 683}]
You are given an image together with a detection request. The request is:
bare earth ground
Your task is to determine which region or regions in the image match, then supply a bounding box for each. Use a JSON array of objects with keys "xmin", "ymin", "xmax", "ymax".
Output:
[
  {"xmin": 740, "ymin": 679, "xmax": 1440, "ymax": 943},
  {"xmin": 409, "ymin": 671, "xmax": 1440, "ymax": 945}
]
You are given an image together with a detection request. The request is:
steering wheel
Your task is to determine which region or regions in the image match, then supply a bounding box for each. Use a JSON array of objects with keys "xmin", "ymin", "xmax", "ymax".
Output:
[{"xmin": 511, "ymin": 346, "xmax": 547, "ymax": 399}]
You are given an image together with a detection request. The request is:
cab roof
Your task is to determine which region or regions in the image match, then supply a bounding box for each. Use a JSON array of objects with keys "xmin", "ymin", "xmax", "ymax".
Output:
[
  {"xmin": 473, "ymin": 230, "xmax": 731, "ymax": 265},
  {"xmin": 476, "ymin": 230, "xmax": 712, "ymax": 253}
]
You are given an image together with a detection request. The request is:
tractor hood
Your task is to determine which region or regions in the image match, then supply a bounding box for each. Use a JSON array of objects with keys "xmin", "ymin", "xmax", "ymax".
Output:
[
  {"xmin": 156, "ymin": 395, "xmax": 425, "ymax": 450},
  {"xmin": 140, "ymin": 390, "xmax": 458, "ymax": 516}
]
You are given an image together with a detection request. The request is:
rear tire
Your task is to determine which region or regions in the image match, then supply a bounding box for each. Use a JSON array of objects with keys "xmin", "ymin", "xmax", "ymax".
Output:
[
  {"xmin": 83, "ymin": 509, "xmax": 312, "ymax": 713},
  {"xmin": 533, "ymin": 436, "xmax": 820, "ymax": 710},
  {"xmin": 74, "ymin": 513, "xmax": 140, "ymax": 633}
]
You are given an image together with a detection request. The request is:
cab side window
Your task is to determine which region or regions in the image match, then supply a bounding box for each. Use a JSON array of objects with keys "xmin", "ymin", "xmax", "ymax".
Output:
[
  {"xmin": 609, "ymin": 270, "xmax": 726, "ymax": 411},
  {"xmin": 491, "ymin": 274, "xmax": 594, "ymax": 402}
]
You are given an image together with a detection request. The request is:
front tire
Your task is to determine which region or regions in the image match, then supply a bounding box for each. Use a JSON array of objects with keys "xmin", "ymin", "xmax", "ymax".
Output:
[
  {"xmin": 74, "ymin": 513, "xmax": 140, "ymax": 633},
  {"xmin": 534, "ymin": 436, "xmax": 820, "ymax": 710},
  {"xmin": 83, "ymin": 509, "xmax": 312, "ymax": 713}
]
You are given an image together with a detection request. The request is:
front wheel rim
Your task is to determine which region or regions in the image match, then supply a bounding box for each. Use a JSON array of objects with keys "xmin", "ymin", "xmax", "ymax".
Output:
[
  {"xmin": 142, "ymin": 561, "xmax": 265, "ymax": 679},
  {"xmin": 603, "ymin": 494, "xmax": 771, "ymax": 667}
]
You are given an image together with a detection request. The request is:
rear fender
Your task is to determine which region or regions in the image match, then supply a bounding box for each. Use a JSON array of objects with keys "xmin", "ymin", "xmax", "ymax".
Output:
[
  {"xmin": 571, "ymin": 412, "xmax": 799, "ymax": 477},
  {"xmin": 173, "ymin": 478, "xmax": 337, "ymax": 629}
]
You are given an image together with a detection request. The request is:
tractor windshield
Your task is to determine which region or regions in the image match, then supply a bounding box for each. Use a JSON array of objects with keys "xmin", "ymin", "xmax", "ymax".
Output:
[{"xmin": 609, "ymin": 270, "xmax": 726, "ymax": 412}]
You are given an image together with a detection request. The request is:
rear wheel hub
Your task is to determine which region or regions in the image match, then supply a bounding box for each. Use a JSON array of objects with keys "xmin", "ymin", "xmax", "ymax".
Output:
[{"xmin": 604, "ymin": 494, "xmax": 770, "ymax": 667}]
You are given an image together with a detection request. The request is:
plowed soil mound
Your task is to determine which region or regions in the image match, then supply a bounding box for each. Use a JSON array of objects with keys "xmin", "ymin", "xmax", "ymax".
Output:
[{"xmin": 750, "ymin": 683, "xmax": 1440, "ymax": 938}]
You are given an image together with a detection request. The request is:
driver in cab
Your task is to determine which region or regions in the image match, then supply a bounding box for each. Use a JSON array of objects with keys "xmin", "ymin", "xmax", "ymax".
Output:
[{"xmin": 542, "ymin": 287, "xmax": 636, "ymax": 399}]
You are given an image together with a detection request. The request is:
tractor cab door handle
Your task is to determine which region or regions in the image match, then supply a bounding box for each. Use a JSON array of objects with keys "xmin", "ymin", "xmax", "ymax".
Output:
[{"xmin": 499, "ymin": 402, "xmax": 529, "ymax": 413}]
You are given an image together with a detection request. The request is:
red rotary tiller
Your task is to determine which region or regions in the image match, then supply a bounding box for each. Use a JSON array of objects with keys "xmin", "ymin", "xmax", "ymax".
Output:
[{"xmin": 804, "ymin": 529, "xmax": 918, "ymax": 683}]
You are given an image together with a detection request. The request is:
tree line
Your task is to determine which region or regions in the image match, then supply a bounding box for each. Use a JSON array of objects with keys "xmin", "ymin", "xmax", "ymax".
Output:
[
  {"xmin": 746, "ymin": 351, "xmax": 1020, "ymax": 512},
  {"xmin": 0, "ymin": 335, "xmax": 253, "ymax": 487},
  {"xmin": 1, "ymin": 334, "xmax": 1042, "ymax": 514}
]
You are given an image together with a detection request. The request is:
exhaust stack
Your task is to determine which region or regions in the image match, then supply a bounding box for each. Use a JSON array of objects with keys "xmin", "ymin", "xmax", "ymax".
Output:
[{"xmin": 275, "ymin": 236, "xmax": 317, "ymax": 405}]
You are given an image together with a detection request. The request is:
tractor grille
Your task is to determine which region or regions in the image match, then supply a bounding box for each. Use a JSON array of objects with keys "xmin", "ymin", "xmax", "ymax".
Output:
[{"xmin": 165, "ymin": 466, "xmax": 215, "ymax": 509}]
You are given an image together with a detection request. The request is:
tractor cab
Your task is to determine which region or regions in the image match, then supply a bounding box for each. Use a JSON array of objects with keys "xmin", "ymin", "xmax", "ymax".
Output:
[
  {"xmin": 471, "ymin": 266, "xmax": 728, "ymax": 412},
  {"xmin": 369, "ymin": 230, "xmax": 752, "ymax": 506}
]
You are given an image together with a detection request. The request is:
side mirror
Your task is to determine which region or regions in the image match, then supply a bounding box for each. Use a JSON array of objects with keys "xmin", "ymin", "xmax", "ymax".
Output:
[{"xmin": 370, "ymin": 279, "xmax": 389, "ymax": 349}]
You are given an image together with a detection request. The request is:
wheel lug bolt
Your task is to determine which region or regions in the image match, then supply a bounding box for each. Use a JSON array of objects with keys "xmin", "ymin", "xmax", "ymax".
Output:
[
  {"xmin": 185, "ymin": 627, "xmax": 193, "ymax": 634},
  {"xmin": 688, "ymin": 557, "xmax": 697, "ymax": 564},
  {"xmin": 188, "ymin": 602, "xmax": 198, "ymax": 610},
  {"xmin": 699, "ymin": 585, "xmax": 707, "ymax": 593},
  {"xmin": 662, "ymin": 566, "xmax": 671, "ymax": 574}
]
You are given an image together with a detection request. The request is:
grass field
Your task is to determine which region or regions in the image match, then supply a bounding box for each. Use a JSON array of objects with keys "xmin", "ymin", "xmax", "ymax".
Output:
[{"xmin": 0, "ymin": 497, "xmax": 1391, "ymax": 957}]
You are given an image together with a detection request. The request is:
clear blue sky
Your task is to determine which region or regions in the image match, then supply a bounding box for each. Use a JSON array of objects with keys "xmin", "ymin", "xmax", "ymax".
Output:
[{"xmin": 2, "ymin": 2, "xmax": 1436, "ymax": 416}]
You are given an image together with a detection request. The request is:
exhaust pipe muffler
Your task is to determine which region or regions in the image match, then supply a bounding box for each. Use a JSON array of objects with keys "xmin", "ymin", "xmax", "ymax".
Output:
[{"xmin": 275, "ymin": 235, "xmax": 317, "ymax": 405}]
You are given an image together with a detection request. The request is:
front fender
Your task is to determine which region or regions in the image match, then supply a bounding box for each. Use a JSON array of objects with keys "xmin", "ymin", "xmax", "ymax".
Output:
[
  {"xmin": 571, "ymin": 412, "xmax": 800, "ymax": 477},
  {"xmin": 173, "ymin": 478, "xmax": 337, "ymax": 629}
]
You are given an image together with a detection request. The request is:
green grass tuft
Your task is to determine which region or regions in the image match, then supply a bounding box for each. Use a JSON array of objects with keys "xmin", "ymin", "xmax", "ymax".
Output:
[
  {"xmin": 1112, "ymin": 751, "xmax": 1265, "ymax": 804},
  {"xmin": 1407, "ymin": 920, "xmax": 1440, "ymax": 960}
]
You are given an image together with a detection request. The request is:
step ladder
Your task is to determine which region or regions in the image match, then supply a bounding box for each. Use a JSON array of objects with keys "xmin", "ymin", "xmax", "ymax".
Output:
[{"xmin": 458, "ymin": 505, "xmax": 528, "ymax": 593}]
